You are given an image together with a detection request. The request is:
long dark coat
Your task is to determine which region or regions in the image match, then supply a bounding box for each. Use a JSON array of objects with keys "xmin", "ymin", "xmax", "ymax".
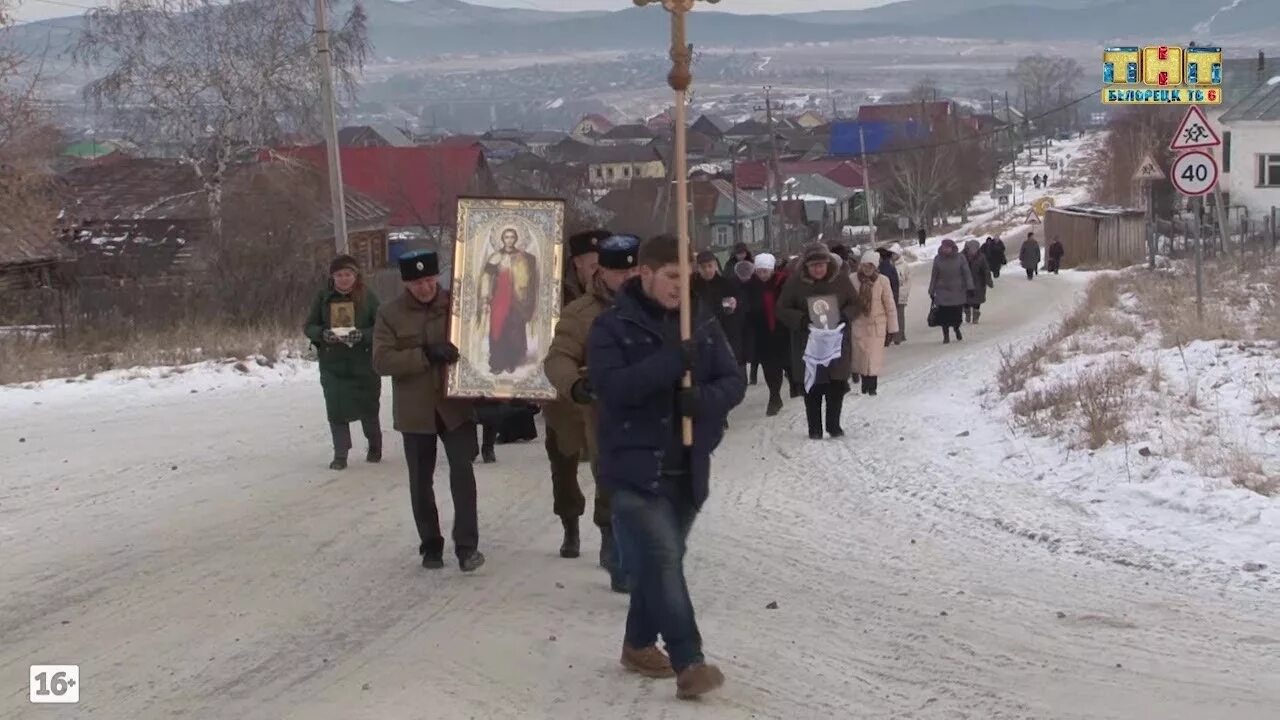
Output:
[
  {"xmin": 1020, "ymin": 238, "xmax": 1042, "ymax": 270},
  {"xmin": 965, "ymin": 250, "xmax": 995, "ymax": 305},
  {"xmin": 776, "ymin": 256, "xmax": 861, "ymax": 385},
  {"xmin": 692, "ymin": 272, "xmax": 748, "ymax": 364},
  {"xmin": 744, "ymin": 271, "xmax": 791, "ymax": 368},
  {"xmin": 305, "ymin": 285, "xmax": 382, "ymax": 424}
]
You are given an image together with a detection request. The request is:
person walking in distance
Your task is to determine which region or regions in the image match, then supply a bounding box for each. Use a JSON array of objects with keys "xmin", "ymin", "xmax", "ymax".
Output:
[
  {"xmin": 372, "ymin": 250, "xmax": 484, "ymax": 573},
  {"xmin": 1020, "ymin": 231, "xmax": 1042, "ymax": 280},
  {"xmin": 851, "ymin": 251, "xmax": 899, "ymax": 396},
  {"xmin": 304, "ymin": 254, "xmax": 382, "ymax": 471},
  {"xmin": 962, "ymin": 239, "xmax": 995, "ymax": 325},
  {"xmin": 744, "ymin": 253, "xmax": 791, "ymax": 417},
  {"xmin": 777, "ymin": 243, "xmax": 861, "ymax": 439},
  {"xmin": 929, "ymin": 239, "xmax": 974, "ymax": 344},
  {"xmin": 540, "ymin": 230, "xmax": 608, "ymax": 563},
  {"xmin": 875, "ymin": 245, "xmax": 901, "ymax": 348},
  {"xmin": 588, "ymin": 234, "xmax": 745, "ymax": 699},
  {"xmin": 1046, "ymin": 236, "xmax": 1065, "ymax": 274},
  {"xmin": 982, "ymin": 235, "xmax": 1007, "ymax": 279},
  {"xmin": 917, "ymin": 227, "xmax": 927, "ymax": 247},
  {"xmin": 887, "ymin": 243, "xmax": 911, "ymax": 344},
  {"xmin": 544, "ymin": 234, "xmax": 641, "ymax": 592}
]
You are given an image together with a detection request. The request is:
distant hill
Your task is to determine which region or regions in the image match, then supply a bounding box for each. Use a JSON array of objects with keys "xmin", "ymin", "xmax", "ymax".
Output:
[
  {"xmin": 4, "ymin": 0, "xmax": 1278, "ymax": 66},
  {"xmin": 785, "ymin": 0, "xmax": 1280, "ymax": 40}
]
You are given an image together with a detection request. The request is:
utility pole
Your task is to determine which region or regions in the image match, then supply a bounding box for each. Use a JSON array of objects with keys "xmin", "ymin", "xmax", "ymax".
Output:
[
  {"xmin": 858, "ymin": 125, "xmax": 876, "ymax": 246},
  {"xmin": 990, "ymin": 93, "xmax": 998, "ymax": 194},
  {"xmin": 1005, "ymin": 90, "xmax": 1017, "ymax": 209},
  {"xmin": 756, "ymin": 86, "xmax": 784, "ymax": 252},
  {"xmin": 315, "ymin": 0, "xmax": 348, "ymax": 254},
  {"xmin": 731, "ymin": 142, "xmax": 741, "ymax": 246}
]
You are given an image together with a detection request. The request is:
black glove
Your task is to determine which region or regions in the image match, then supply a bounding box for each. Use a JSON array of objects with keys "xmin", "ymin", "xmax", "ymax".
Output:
[
  {"xmin": 570, "ymin": 378, "xmax": 595, "ymax": 405},
  {"xmin": 322, "ymin": 329, "xmax": 341, "ymax": 344},
  {"xmin": 677, "ymin": 386, "xmax": 699, "ymax": 419},
  {"xmin": 679, "ymin": 338, "xmax": 697, "ymax": 372},
  {"xmin": 423, "ymin": 342, "xmax": 461, "ymax": 365}
]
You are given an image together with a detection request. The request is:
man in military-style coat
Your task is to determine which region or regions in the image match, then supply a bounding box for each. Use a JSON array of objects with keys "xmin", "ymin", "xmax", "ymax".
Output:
[
  {"xmin": 373, "ymin": 250, "xmax": 484, "ymax": 574},
  {"xmin": 544, "ymin": 233, "xmax": 640, "ymax": 593},
  {"xmin": 541, "ymin": 230, "xmax": 608, "ymax": 561}
]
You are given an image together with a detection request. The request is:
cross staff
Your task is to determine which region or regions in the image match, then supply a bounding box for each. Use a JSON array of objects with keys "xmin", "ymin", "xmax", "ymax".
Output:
[{"xmin": 633, "ymin": 0, "xmax": 718, "ymax": 446}]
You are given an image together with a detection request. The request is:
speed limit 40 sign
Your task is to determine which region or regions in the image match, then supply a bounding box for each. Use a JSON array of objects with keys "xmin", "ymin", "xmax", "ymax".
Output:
[{"xmin": 1170, "ymin": 150, "xmax": 1219, "ymax": 196}]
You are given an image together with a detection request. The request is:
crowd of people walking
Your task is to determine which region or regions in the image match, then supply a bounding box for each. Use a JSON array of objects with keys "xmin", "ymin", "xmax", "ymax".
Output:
[{"xmin": 299, "ymin": 225, "xmax": 1067, "ymax": 702}]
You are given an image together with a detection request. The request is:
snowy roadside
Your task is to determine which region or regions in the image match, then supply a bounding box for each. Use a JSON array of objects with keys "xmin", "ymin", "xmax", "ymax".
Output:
[
  {"xmin": 979, "ymin": 262, "xmax": 1280, "ymax": 578},
  {"xmin": 901, "ymin": 132, "xmax": 1102, "ymax": 265},
  {"xmin": 0, "ymin": 354, "xmax": 317, "ymax": 411}
]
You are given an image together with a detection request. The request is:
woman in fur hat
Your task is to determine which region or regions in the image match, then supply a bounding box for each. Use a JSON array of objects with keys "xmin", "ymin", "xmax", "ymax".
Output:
[{"xmin": 304, "ymin": 254, "xmax": 383, "ymax": 470}]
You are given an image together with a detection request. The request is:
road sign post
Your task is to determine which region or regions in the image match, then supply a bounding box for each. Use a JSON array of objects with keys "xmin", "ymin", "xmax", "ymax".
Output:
[
  {"xmin": 1170, "ymin": 150, "xmax": 1219, "ymax": 196},
  {"xmin": 1133, "ymin": 153, "xmax": 1163, "ymax": 269}
]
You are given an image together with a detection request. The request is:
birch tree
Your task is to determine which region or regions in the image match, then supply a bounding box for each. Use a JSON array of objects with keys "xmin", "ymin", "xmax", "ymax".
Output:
[{"xmin": 74, "ymin": 0, "xmax": 370, "ymax": 237}]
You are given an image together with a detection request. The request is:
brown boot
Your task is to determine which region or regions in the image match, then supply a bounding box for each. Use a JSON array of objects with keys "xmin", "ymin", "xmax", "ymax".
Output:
[
  {"xmin": 620, "ymin": 644, "xmax": 675, "ymax": 679},
  {"xmin": 676, "ymin": 662, "xmax": 725, "ymax": 699}
]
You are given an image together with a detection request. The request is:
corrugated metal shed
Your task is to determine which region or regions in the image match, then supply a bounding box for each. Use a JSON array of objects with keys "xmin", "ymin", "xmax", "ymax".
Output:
[{"xmin": 1044, "ymin": 204, "xmax": 1147, "ymax": 268}]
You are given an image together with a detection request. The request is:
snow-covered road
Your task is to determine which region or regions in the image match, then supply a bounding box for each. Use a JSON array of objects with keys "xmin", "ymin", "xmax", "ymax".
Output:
[{"xmin": 3, "ymin": 268, "xmax": 1279, "ymax": 719}]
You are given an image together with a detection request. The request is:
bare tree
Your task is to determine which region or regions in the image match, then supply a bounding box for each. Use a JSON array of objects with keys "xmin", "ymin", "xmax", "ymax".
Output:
[
  {"xmin": 880, "ymin": 136, "xmax": 958, "ymax": 231},
  {"xmin": 74, "ymin": 0, "xmax": 370, "ymax": 237},
  {"xmin": 1009, "ymin": 54, "xmax": 1083, "ymax": 133},
  {"xmin": 0, "ymin": 0, "xmax": 62, "ymax": 268}
]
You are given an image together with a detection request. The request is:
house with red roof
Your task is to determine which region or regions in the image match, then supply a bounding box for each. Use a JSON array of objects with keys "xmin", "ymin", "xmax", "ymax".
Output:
[
  {"xmin": 734, "ymin": 159, "xmax": 864, "ymax": 192},
  {"xmin": 856, "ymin": 101, "xmax": 956, "ymax": 133},
  {"xmin": 267, "ymin": 144, "xmax": 496, "ymax": 240}
]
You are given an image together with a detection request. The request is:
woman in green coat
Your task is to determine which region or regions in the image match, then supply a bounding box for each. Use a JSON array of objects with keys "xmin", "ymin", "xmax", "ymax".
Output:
[{"xmin": 305, "ymin": 255, "xmax": 383, "ymax": 470}]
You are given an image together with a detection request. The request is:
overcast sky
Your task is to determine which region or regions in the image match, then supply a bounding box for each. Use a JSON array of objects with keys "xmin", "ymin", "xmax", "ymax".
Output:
[{"xmin": 13, "ymin": 0, "xmax": 887, "ymax": 23}]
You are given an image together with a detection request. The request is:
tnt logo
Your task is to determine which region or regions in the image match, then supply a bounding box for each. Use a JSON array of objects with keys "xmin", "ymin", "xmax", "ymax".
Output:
[{"xmin": 1142, "ymin": 45, "xmax": 1184, "ymax": 87}]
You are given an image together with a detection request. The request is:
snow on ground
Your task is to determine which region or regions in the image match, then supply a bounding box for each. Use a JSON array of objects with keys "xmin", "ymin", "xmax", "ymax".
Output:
[
  {"xmin": 907, "ymin": 133, "xmax": 1101, "ymax": 264},
  {"xmin": 0, "ymin": 355, "xmax": 316, "ymax": 412},
  {"xmin": 975, "ymin": 269, "xmax": 1280, "ymax": 575},
  {"xmin": 5, "ymin": 262, "xmax": 1280, "ymax": 719}
]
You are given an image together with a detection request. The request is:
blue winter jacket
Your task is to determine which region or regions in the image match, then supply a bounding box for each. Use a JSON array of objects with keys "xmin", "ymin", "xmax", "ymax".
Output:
[{"xmin": 588, "ymin": 278, "xmax": 747, "ymax": 509}]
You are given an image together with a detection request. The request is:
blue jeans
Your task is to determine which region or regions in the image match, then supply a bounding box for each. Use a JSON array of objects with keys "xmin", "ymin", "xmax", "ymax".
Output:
[{"xmin": 611, "ymin": 484, "xmax": 702, "ymax": 673}]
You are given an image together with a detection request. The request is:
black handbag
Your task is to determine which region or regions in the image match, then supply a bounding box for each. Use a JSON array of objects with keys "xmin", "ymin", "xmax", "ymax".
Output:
[{"xmin": 927, "ymin": 304, "xmax": 941, "ymax": 328}]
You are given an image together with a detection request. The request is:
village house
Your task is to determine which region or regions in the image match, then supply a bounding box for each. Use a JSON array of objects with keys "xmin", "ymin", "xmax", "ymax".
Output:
[
  {"xmin": 583, "ymin": 144, "xmax": 666, "ymax": 189},
  {"xmin": 1220, "ymin": 79, "xmax": 1280, "ymax": 227},
  {"xmin": 338, "ymin": 124, "xmax": 415, "ymax": 148},
  {"xmin": 571, "ymin": 113, "xmax": 614, "ymax": 139},
  {"xmin": 271, "ymin": 144, "xmax": 496, "ymax": 246},
  {"xmin": 59, "ymin": 158, "xmax": 391, "ymax": 278},
  {"xmin": 598, "ymin": 123, "xmax": 659, "ymax": 146},
  {"xmin": 792, "ymin": 110, "xmax": 827, "ymax": 130}
]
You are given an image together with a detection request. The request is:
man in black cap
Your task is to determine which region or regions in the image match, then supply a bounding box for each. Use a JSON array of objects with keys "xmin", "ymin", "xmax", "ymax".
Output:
[
  {"xmin": 372, "ymin": 250, "xmax": 485, "ymax": 573},
  {"xmin": 544, "ymin": 234, "xmax": 640, "ymax": 592},
  {"xmin": 564, "ymin": 229, "xmax": 608, "ymax": 303}
]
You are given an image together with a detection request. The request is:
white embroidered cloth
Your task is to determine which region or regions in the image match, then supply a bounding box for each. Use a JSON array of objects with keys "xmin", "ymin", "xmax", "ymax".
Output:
[{"xmin": 803, "ymin": 323, "xmax": 846, "ymax": 393}]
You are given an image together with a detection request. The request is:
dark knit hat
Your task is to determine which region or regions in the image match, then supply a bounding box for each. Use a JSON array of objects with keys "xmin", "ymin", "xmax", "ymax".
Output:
[
  {"xmin": 598, "ymin": 234, "xmax": 640, "ymax": 270},
  {"xmin": 695, "ymin": 250, "xmax": 718, "ymax": 265},
  {"xmin": 828, "ymin": 244, "xmax": 851, "ymax": 262},
  {"xmin": 568, "ymin": 229, "xmax": 609, "ymax": 258},
  {"xmin": 329, "ymin": 254, "xmax": 360, "ymax": 275},
  {"xmin": 399, "ymin": 250, "xmax": 439, "ymax": 281}
]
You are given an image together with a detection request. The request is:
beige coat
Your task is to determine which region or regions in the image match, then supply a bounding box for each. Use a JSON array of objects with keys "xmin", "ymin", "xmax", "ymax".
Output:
[
  {"xmin": 893, "ymin": 255, "xmax": 913, "ymax": 306},
  {"xmin": 850, "ymin": 273, "xmax": 899, "ymax": 376}
]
